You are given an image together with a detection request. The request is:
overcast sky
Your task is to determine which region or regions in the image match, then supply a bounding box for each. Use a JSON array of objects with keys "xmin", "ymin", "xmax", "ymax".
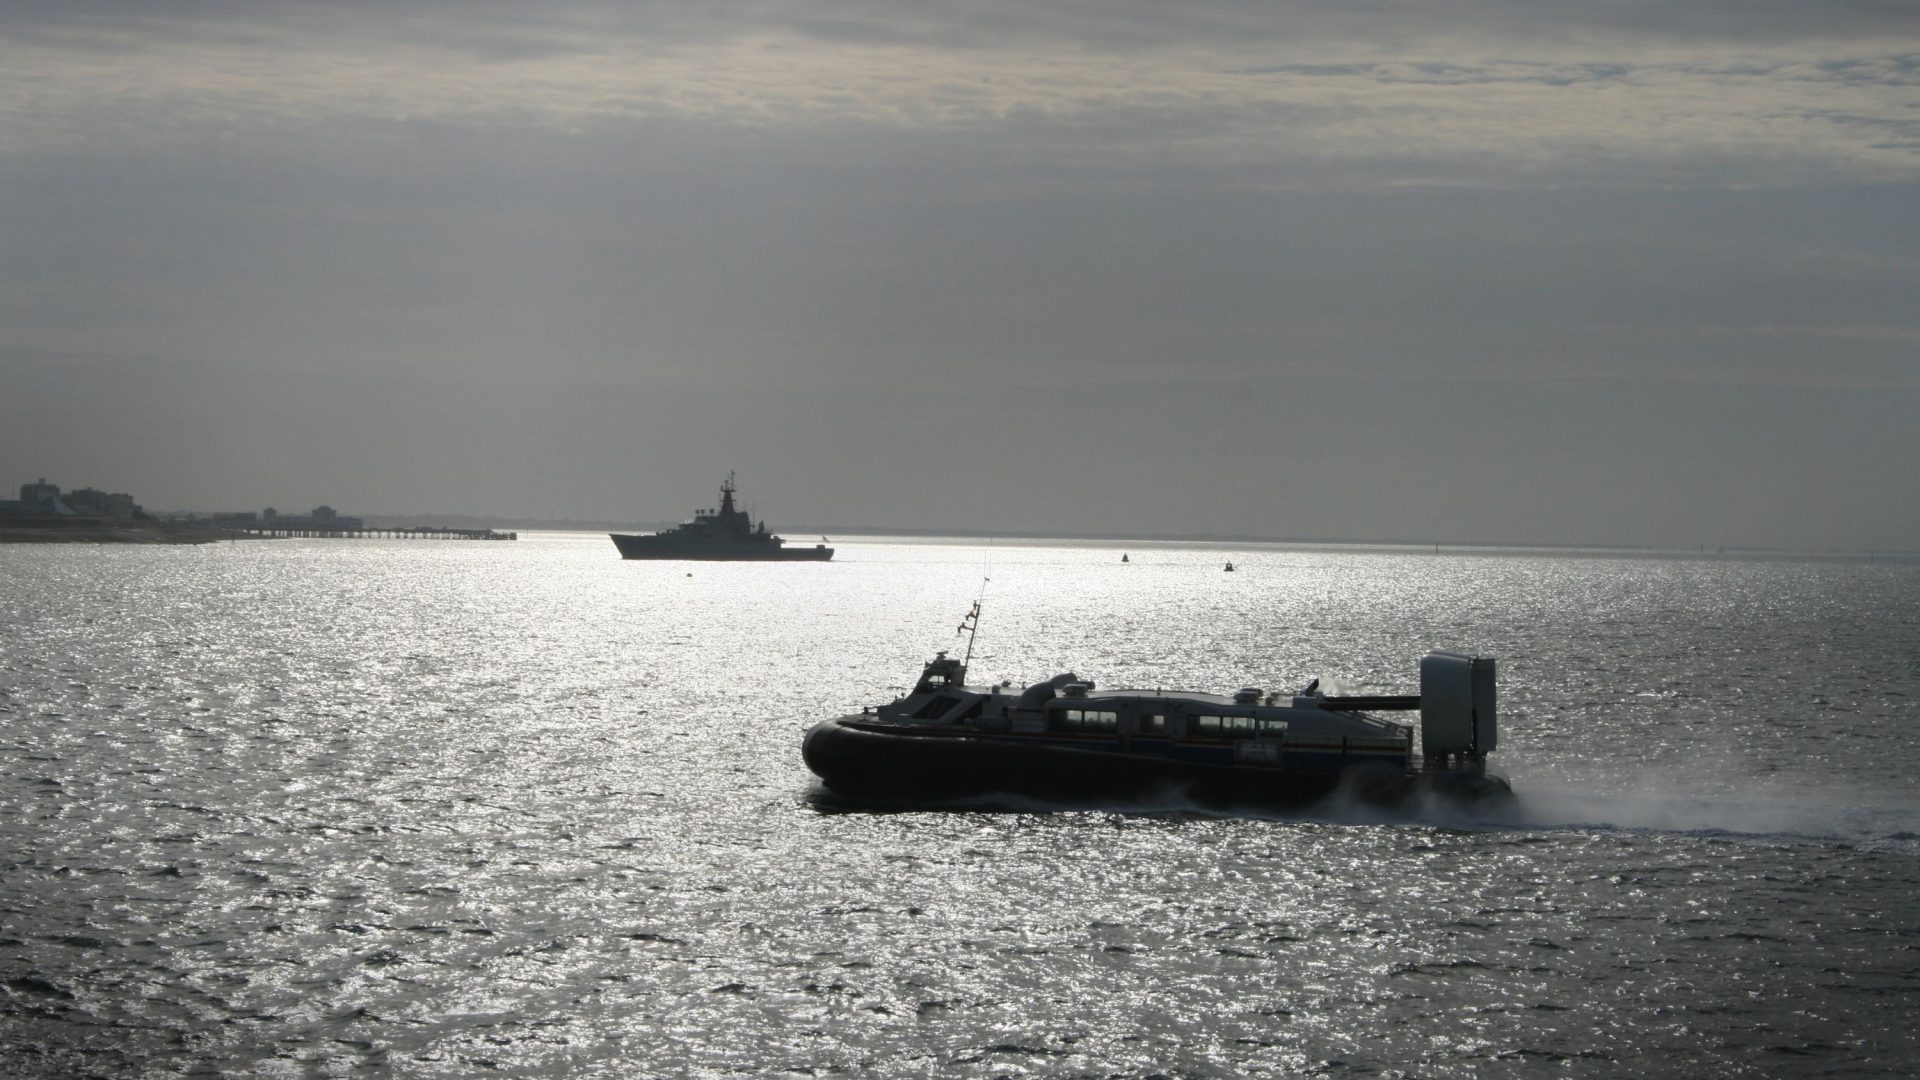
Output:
[{"xmin": 4, "ymin": 2, "xmax": 1917, "ymax": 549}]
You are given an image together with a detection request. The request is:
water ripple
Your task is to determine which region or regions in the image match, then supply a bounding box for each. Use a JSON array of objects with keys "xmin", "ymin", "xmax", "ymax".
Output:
[{"xmin": 1, "ymin": 535, "xmax": 1916, "ymax": 1076}]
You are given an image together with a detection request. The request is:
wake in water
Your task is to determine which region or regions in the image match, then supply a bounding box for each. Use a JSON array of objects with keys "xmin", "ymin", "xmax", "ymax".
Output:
[{"xmin": 1479, "ymin": 784, "xmax": 1920, "ymax": 853}]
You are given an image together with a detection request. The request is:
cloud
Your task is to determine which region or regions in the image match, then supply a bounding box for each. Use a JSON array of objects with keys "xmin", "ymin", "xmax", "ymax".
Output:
[
  {"xmin": 2, "ymin": 4, "xmax": 1917, "ymax": 549},
  {"xmin": 2, "ymin": 3, "xmax": 1916, "ymax": 189}
]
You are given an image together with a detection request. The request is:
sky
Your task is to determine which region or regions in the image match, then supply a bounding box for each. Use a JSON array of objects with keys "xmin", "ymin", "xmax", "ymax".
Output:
[{"xmin": 3, "ymin": 2, "xmax": 1917, "ymax": 550}]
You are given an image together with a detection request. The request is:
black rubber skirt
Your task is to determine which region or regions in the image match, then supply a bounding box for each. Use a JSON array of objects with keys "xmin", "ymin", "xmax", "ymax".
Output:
[{"xmin": 802, "ymin": 718, "xmax": 1510, "ymax": 810}]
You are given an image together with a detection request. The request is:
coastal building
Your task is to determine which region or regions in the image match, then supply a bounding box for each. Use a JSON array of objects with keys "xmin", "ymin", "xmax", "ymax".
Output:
[
  {"xmin": 3, "ymin": 478, "xmax": 143, "ymax": 519},
  {"xmin": 259, "ymin": 505, "xmax": 364, "ymax": 531},
  {"xmin": 64, "ymin": 487, "xmax": 139, "ymax": 519},
  {"xmin": 168, "ymin": 505, "xmax": 362, "ymax": 531},
  {"xmin": 20, "ymin": 478, "xmax": 61, "ymax": 509}
]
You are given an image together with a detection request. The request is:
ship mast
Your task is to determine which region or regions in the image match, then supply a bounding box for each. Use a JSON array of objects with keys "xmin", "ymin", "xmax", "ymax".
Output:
[
  {"xmin": 957, "ymin": 600, "xmax": 982, "ymax": 671},
  {"xmin": 957, "ymin": 547, "xmax": 991, "ymax": 672}
]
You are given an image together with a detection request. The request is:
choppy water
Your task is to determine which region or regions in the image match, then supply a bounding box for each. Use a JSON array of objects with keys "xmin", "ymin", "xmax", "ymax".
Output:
[{"xmin": 3, "ymin": 533, "xmax": 1916, "ymax": 1078}]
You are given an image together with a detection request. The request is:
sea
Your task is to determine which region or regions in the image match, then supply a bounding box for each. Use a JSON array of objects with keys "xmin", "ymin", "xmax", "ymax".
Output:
[{"xmin": 2, "ymin": 532, "xmax": 1916, "ymax": 1078}]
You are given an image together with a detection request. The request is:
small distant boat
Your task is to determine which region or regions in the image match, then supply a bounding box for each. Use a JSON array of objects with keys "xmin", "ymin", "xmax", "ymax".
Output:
[
  {"xmin": 802, "ymin": 607, "xmax": 1509, "ymax": 810},
  {"xmin": 1224, "ymin": 561, "xmax": 1235, "ymax": 572},
  {"xmin": 610, "ymin": 473, "xmax": 833, "ymax": 561},
  {"xmin": 1121, "ymin": 553, "xmax": 1129, "ymax": 563}
]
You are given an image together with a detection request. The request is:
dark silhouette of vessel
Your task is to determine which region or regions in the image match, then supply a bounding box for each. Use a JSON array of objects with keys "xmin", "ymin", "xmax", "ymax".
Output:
[
  {"xmin": 610, "ymin": 473, "xmax": 833, "ymax": 561},
  {"xmin": 804, "ymin": 606, "xmax": 1507, "ymax": 810}
]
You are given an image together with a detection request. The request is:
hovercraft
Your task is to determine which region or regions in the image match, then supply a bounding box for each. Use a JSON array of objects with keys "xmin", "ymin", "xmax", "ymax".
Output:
[{"xmin": 803, "ymin": 617, "xmax": 1508, "ymax": 810}]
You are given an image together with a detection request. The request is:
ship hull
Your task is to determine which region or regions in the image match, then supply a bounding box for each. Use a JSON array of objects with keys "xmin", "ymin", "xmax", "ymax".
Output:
[
  {"xmin": 609, "ymin": 533, "xmax": 834, "ymax": 561},
  {"xmin": 802, "ymin": 717, "xmax": 1510, "ymax": 810}
]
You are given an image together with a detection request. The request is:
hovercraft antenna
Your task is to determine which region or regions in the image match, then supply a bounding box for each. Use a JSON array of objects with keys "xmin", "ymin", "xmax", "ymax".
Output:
[
  {"xmin": 957, "ymin": 598, "xmax": 983, "ymax": 670},
  {"xmin": 958, "ymin": 550, "xmax": 990, "ymax": 671}
]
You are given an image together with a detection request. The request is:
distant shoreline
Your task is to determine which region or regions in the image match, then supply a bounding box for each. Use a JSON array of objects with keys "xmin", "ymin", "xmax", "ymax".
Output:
[
  {"xmin": 67, "ymin": 510, "xmax": 1910, "ymax": 560},
  {"xmin": 6, "ymin": 519, "xmax": 1908, "ymax": 560},
  {"xmin": 0, "ymin": 522, "xmax": 230, "ymax": 545}
]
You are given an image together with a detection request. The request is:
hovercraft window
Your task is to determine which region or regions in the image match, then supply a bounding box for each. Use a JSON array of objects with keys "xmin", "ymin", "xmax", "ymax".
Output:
[
  {"xmin": 1139, "ymin": 713, "xmax": 1166, "ymax": 735},
  {"xmin": 1052, "ymin": 708, "xmax": 1118, "ymax": 733},
  {"xmin": 1189, "ymin": 714, "xmax": 1270, "ymax": 739}
]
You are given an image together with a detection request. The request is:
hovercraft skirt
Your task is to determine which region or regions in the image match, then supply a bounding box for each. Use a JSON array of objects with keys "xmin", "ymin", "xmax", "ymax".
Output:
[{"xmin": 802, "ymin": 718, "xmax": 1509, "ymax": 810}]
